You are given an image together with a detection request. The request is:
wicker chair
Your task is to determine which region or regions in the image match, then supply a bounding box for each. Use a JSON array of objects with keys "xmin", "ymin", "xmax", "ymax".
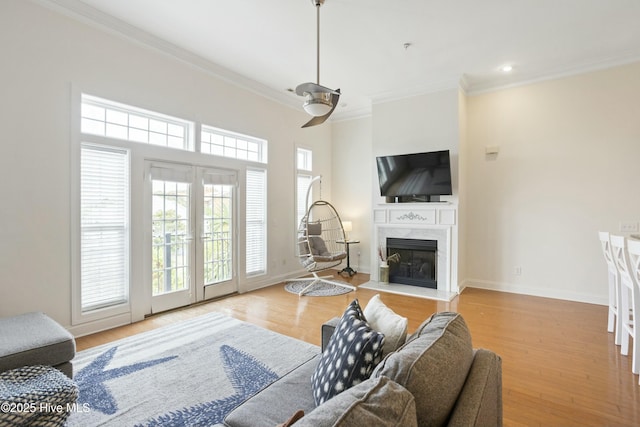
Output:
[{"xmin": 289, "ymin": 178, "xmax": 355, "ymax": 296}]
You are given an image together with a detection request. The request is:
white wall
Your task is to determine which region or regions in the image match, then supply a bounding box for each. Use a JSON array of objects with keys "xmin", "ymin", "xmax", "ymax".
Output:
[
  {"xmin": 331, "ymin": 117, "xmax": 372, "ymax": 273},
  {"xmin": 465, "ymin": 62, "xmax": 640, "ymax": 304},
  {"xmin": 334, "ymin": 63, "xmax": 640, "ymax": 305},
  {"xmin": 0, "ymin": 0, "xmax": 331, "ymax": 329}
]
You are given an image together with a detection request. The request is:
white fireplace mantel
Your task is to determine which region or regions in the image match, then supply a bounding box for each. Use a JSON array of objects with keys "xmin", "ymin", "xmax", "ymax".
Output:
[{"xmin": 365, "ymin": 203, "xmax": 459, "ymax": 301}]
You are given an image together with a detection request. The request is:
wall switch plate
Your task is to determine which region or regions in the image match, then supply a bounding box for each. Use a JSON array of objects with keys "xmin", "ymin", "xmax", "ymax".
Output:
[{"xmin": 620, "ymin": 221, "xmax": 639, "ymax": 233}]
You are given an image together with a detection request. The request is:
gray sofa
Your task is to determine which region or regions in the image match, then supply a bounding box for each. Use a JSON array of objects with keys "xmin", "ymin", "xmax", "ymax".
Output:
[{"xmin": 224, "ymin": 312, "xmax": 502, "ymax": 427}]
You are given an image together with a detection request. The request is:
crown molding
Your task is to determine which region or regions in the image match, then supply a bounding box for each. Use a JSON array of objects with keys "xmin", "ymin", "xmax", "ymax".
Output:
[
  {"xmin": 465, "ymin": 53, "xmax": 640, "ymax": 96},
  {"xmin": 31, "ymin": 0, "xmax": 640, "ymax": 119},
  {"xmin": 33, "ymin": 0, "xmax": 302, "ymax": 112}
]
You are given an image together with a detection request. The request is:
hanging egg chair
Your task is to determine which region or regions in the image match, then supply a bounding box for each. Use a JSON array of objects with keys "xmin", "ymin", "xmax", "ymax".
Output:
[{"xmin": 289, "ymin": 176, "xmax": 356, "ymax": 296}]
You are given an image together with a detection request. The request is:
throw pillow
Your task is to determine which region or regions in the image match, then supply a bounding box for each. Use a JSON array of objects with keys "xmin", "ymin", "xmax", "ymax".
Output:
[
  {"xmin": 363, "ymin": 294, "xmax": 408, "ymax": 356},
  {"xmin": 307, "ymin": 222, "xmax": 322, "ymax": 236},
  {"xmin": 311, "ymin": 299, "xmax": 385, "ymax": 406},
  {"xmin": 295, "ymin": 376, "xmax": 417, "ymax": 427},
  {"xmin": 373, "ymin": 312, "xmax": 474, "ymax": 427}
]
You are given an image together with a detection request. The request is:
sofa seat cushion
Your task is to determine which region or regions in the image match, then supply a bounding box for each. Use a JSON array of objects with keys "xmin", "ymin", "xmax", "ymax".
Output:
[
  {"xmin": 0, "ymin": 312, "xmax": 75, "ymax": 376},
  {"xmin": 311, "ymin": 299, "xmax": 384, "ymax": 405},
  {"xmin": 296, "ymin": 376, "xmax": 417, "ymax": 427},
  {"xmin": 373, "ymin": 312, "xmax": 474, "ymax": 427},
  {"xmin": 224, "ymin": 355, "xmax": 319, "ymax": 427}
]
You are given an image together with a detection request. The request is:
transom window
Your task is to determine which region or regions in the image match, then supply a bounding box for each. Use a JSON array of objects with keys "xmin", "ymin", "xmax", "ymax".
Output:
[
  {"xmin": 81, "ymin": 94, "xmax": 194, "ymax": 150},
  {"xmin": 297, "ymin": 148, "xmax": 313, "ymax": 171},
  {"xmin": 201, "ymin": 125, "xmax": 267, "ymax": 163}
]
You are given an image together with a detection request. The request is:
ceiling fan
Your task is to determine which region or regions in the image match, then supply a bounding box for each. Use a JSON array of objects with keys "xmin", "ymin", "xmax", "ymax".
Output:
[{"xmin": 295, "ymin": 0, "xmax": 340, "ymax": 128}]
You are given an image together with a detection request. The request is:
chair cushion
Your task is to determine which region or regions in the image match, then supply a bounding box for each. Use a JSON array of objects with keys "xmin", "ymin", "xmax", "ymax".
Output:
[
  {"xmin": 0, "ymin": 312, "xmax": 75, "ymax": 374},
  {"xmin": 309, "ymin": 236, "xmax": 331, "ymax": 256},
  {"xmin": 311, "ymin": 299, "xmax": 384, "ymax": 405},
  {"xmin": 363, "ymin": 294, "xmax": 408, "ymax": 356},
  {"xmin": 296, "ymin": 376, "xmax": 417, "ymax": 427},
  {"xmin": 373, "ymin": 312, "xmax": 474, "ymax": 427}
]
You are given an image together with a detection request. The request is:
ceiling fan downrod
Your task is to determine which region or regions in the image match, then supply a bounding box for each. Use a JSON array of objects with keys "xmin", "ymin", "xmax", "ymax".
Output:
[{"xmin": 314, "ymin": 0, "xmax": 323, "ymax": 85}]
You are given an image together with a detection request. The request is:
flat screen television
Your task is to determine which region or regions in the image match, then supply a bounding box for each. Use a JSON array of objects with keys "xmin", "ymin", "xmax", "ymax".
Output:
[{"xmin": 376, "ymin": 150, "xmax": 452, "ymax": 202}]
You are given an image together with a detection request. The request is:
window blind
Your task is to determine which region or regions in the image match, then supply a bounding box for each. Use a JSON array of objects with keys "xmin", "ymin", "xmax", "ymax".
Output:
[
  {"xmin": 80, "ymin": 144, "xmax": 130, "ymax": 312},
  {"xmin": 246, "ymin": 168, "xmax": 266, "ymax": 275}
]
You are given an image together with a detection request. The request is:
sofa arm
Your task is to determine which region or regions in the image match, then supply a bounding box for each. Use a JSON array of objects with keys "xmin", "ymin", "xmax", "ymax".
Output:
[
  {"xmin": 321, "ymin": 317, "xmax": 340, "ymax": 352},
  {"xmin": 447, "ymin": 349, "xmax": 503, "ymax": 427}
]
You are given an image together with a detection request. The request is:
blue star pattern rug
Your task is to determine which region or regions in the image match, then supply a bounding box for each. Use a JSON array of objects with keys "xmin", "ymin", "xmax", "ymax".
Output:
[{"xmin": 68, "ymin": 313, "xmax": 319, "ymax": 426}]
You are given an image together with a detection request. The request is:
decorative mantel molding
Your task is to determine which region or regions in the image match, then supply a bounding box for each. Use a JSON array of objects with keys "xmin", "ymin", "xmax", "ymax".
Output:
[{"xmin": 395, "ymin": 211, "xmax": 433, "ymax": 222}]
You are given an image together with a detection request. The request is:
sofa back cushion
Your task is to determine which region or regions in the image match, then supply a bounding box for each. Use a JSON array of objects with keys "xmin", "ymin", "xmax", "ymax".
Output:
[
  {"xmin": 373, "ymin": 312, "xmax": 473, "ymax": 427},
  {"xmin": 296, "ymin": 376, "xmax": 417, "ymax": 427}
]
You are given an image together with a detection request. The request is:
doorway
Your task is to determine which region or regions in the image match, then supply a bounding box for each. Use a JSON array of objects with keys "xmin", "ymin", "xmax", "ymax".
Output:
[{"xmin": 146, "ymin": 162, "xmax": 237, "ymax": 313}]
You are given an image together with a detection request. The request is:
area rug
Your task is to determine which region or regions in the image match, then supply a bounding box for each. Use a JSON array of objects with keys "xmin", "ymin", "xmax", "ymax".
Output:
[
  {"xmin": 284, "ymin": 279, "xmax": 354, "ymax": 296},
  {"xmin": 67, "ymin": 312, "xmax": 319, "ymax": 427}
]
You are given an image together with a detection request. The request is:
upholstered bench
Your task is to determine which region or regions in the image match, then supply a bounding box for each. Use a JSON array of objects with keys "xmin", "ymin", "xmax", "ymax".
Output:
[
  {"xmin": 0, "ymin": 365, "xmax": 78, "ymax": 426},
  {"xmin": 0, "ymin": 312, "xmax": 76, "ymax": 378}
]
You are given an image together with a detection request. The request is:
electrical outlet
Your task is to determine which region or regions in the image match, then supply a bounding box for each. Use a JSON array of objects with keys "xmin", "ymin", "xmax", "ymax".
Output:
[
  {"xmin": 514, "ymin": 266, "xmax": 522, "ymax": 276},
  {"xmin": 620, "ymin": 221, "xmax": 639, "ymax": 233}
]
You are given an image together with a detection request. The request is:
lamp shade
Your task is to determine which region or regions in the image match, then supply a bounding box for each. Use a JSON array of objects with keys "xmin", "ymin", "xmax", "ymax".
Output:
[{"xmin": 342, "ymin": 221, "xmax": 352, "ymax": 233}]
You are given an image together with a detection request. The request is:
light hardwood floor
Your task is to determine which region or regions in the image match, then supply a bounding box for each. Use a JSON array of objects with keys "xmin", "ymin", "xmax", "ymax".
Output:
[{"xmin": 76, "ymin": 272, "xmax": 640, "ymax": 426}]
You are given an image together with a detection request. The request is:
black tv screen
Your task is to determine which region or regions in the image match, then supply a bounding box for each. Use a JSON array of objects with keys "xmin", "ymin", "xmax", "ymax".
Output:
[{"xmin": 376, "ymin": 150, "xmax": 452, "ymax": 200}]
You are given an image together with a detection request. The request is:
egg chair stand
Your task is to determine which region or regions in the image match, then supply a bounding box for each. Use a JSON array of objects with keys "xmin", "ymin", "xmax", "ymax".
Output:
[{"xmin": 289, "ymin": 177, "xmax": 356, "ymax": 296}]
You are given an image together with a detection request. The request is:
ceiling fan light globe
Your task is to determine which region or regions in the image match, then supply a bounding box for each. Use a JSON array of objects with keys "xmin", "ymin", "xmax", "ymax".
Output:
[{"xmin": 303, "ymin": 92, "xmax": 333, "ymax": 116}]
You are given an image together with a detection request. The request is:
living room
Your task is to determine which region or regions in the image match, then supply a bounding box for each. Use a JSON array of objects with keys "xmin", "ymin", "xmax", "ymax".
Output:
[{"xmin": 2, "ymin": 0, "xmax": 640, "ymax": 425}]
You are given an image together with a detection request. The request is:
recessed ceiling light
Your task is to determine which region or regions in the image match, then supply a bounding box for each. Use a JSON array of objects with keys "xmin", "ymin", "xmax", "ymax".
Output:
[{"xmin": 501, "ymin": 65, "xmax": 513, "ymax": 73}]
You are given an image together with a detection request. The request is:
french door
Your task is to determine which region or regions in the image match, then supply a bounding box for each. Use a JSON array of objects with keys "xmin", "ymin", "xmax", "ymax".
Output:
[{"xmin": 145, "ymin": 162, "xmax": 237, "ymax": 314}]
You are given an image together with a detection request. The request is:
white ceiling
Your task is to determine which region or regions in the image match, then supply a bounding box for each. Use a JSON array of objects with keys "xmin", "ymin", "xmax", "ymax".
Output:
[{"xmin": 44, "ymin": 0, "xmax": 640, "ymax": 120}]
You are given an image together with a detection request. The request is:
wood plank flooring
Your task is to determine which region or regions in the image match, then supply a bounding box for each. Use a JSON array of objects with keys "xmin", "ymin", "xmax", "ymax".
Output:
[{"xmin": 76, "ymin": 272, "xmax": 640, "ymax": 426}]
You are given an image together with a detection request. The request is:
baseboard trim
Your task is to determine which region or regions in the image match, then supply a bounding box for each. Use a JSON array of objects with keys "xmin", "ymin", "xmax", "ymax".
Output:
[
  {"xmin": 68, "ymin": 313, "xmax": 132, "ymax": 338},
  {"xmin": 461, "ymin": 279, "xmax": 607, "ymax": 306}
]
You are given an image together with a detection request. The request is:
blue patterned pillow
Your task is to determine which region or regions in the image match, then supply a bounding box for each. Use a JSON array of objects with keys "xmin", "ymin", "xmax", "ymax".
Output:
[{"xmin": 311, "ymin": 299, "xmax": 385, "ymax": 406}]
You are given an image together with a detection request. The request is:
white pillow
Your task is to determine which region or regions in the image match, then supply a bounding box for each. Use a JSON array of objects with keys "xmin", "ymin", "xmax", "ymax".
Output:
[{"xmin": 363, "ymin": 294, "xmax": 408, "ymax": 356}]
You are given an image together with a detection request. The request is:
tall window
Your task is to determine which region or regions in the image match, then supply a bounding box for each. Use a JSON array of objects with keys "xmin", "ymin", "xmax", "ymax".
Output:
[
  {"xmin": 296, "ymin": 148, "xmax": 313, "ymax": 228},
  {"xmin": 246, "ymin": 168, "xmax": 267, "ymax": 275},
  {"xmin": 246, "ymin": 169, "xmax": 267, "ymax": 275},
  {"xmin": 80, "ymin": 144, "xmax": 130, "ymax": 312}
]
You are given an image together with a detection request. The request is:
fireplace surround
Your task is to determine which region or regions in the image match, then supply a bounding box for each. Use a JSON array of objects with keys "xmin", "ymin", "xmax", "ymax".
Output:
[{"xmin": 363, "ymin": 204, "xmax": 458, "ymax": 301}]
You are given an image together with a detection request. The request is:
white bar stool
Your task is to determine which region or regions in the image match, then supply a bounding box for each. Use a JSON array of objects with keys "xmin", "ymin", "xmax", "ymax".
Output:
[
  {"xmin": 611, "ymin": 235, "xmax": 640, "ymax": 382},
  {"xmin": 599, "ymin": 231, "xmax": 622, "ymax": 345}
]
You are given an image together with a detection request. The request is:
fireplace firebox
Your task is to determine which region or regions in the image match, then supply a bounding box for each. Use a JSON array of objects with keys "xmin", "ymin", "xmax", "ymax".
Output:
[{"xmin": 386, "ymin": 238, "xmax": 437, "ymax": 289}]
